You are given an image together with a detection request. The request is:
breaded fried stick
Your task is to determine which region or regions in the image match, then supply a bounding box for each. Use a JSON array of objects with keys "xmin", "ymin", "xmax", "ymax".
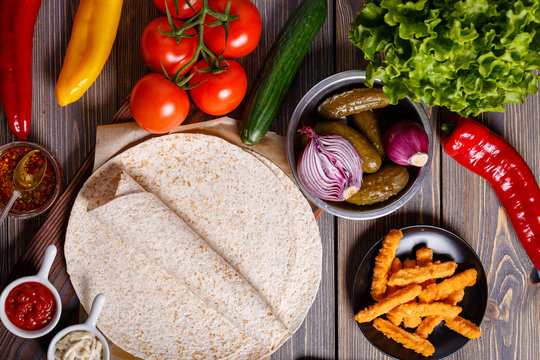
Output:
[
  {"xmin": 417, "ymin": 247, "xmax": 436, "ymax": 288},
  {"xmin": 402, "ymin": 258, "xmax": 416, "ymax": 269},
  {"xmin": 416, "ymin": 247, "xmax": 433, "ymax": 267},
  {"xmin": 415, "ymin": 315, "xmax": 444, "ymax": 339},
  {"xmin": 390, "ymin": 257, "xmax": 402, "ymax": 273},
  {"xmin": 386, "ymin": 257, "xmax": 402, "ymax": 296},
  {"xmin": 402, "ymin": 248, "xmax": 435, "ymax": 327},
  {"xmin": 355, "ymin": 284, "xmax": 421, "ymax": 323},
  {"xmin": 400, "ymin": 258, "xmax": 420, "ymax": 327},
  {"xmin": 403, "ymin": 315, "xmax": 422, "ymax": 329},
  {"xmin": 386, "ymin": 311, "xmax": 402, "ymax": 326},
  {"xmin": 373, "ymin": 318, "xmax": 435, "ymax": 357},
  {"xmin": 415, "ymin": 290, "xmax": 465, "ymax": 338},
  {"xmin": 445, "ymin": 316, "xmax": 482, "ymax": 339},
  {"xmin": 388, "ymin": 261, "xmax": 458, "ymax": 286},
  {"xmin": 388, "ymin": 302, "xmax": 462, "ymax": 322},
  {"xmin": 371, "ymin": 229, "xmax": 403, "ymax": 301},
  {"xmin": 445, "ymin": 289, "xmax": 465, "ymax": 305},
  {"xmin": 418, "ymin": 269, "xmax": 477, "ymax": 303}
]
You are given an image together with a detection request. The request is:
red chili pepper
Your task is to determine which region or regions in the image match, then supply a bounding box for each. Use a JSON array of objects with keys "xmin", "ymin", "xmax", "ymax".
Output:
[
  {"xmin": 0, "ymin": 0, "xmax": 42, "ymax": 140},
  {"xmin": 441, "ymin": 115, "xmax": 540, "ymax": 270}
]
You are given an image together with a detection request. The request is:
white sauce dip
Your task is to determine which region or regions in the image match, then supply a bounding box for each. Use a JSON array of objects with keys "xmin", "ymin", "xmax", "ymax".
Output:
[{"xmin": 54, "ymin": 330, "xmax": 103, "ymax": 360}]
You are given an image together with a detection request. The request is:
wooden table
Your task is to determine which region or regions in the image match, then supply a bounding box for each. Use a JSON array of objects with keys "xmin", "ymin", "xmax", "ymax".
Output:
[{"xmin": 1, "ymin": 1, "xmax": 539, "ymax": 359}]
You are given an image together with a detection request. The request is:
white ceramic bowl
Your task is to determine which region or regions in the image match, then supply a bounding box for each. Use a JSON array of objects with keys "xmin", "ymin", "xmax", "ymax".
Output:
[
  {"xmin": 47, "ymin": 294, "xmax": 110, "ymax": 360},
  {"xmin": 0, "ymin": 245, "xmax": 62, "ymax": 338}
]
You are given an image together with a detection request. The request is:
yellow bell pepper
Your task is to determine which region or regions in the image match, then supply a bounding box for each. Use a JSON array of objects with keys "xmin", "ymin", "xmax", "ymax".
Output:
[{"xmin": 55, "ymin": 0, "xmax": 123, "ymax": 106}]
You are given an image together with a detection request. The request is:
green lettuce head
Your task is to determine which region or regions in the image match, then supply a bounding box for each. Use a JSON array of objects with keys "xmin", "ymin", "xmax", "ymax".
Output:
[{"xmin": 349, "ymin": 0, "xmax": 540, "ymax": 116}]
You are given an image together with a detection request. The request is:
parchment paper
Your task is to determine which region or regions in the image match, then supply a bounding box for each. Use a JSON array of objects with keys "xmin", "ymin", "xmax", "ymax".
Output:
[{"xmin": 94, "ymin": 117, "xmax": 292, "ymax": 178}]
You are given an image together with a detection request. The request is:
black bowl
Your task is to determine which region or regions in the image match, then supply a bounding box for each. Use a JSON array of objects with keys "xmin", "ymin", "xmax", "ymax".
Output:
[{"xmin": 353, "ymin": 225, "xmax": 488, "ymax": 360}]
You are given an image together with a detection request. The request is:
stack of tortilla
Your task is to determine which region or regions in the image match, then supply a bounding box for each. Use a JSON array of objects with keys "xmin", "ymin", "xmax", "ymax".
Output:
[{"xmin": 65, "ymin": 133, "xmax": 322, "ymax": 359}]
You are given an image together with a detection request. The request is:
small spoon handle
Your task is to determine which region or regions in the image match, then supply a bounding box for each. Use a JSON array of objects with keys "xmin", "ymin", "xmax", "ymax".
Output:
[{"xmin": 0, "ymin": 189, "xmax": 21, "ymax": 223}]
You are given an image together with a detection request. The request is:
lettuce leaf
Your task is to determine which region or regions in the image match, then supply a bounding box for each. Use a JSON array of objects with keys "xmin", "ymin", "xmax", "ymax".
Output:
[{"xmin": 349, "ymin": 0, "xmax": 540, "ymax": 116}]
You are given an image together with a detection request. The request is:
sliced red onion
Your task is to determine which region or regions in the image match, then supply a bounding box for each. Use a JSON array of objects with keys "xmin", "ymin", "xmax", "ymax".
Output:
[
  {"xmin": 297, "ymin": 126, "xmax": 363, "ymax": 201},
  {"xmin": 384, "ymin": 120, "xmax": 429, "ymax": 167}
]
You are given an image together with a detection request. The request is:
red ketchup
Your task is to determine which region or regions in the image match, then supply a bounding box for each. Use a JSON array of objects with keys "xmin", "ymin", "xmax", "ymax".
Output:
[{"xmin": 5, "ymin": 281, "xmax": 56, "ymax": 331}]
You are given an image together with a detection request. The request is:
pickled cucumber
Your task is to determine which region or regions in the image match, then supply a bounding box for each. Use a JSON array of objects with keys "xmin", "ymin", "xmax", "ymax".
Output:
[
  {"xmin": 314, "ymin": 121, "xmax": 382, "ymax": 173},
  {"xmin": 318, "ymin": 88, "xmax": 389, "ymax": 119},
  {"xmin": 349, "ymin": 111, "xmax": 385, "ymax": 157},
  {"xmin": 346, "ymin": 164, "xmax": 409, "ymax": 205}
]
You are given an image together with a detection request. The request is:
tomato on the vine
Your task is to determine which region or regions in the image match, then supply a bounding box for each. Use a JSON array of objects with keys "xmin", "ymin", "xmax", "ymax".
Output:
[
  {"xmin": 130, "ymin": 74, "xmax": 190, "ymax": 134},
  {"xmin": 188, "ymin": 59, "xmax": 247, "ymax": 116},
  {"xmin": 140, "ymin": 17, "xmax": 198, "ymax": 78},
  {"xmin": 204, "ymin": 0, "xmax": 261, "ymax": 58},
  {"xmin": 152, "ymin": 0, "xmax": 202, "ymax": 19}
]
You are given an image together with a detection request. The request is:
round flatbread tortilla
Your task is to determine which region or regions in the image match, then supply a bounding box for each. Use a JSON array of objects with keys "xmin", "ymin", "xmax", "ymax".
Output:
[
  {"xmin": 243, "ymin": 149, "xmax": 322, "ymax": 332},
  {"xmin": 65, "ymin": 133, "xmax": 322, "ymax": 360}
]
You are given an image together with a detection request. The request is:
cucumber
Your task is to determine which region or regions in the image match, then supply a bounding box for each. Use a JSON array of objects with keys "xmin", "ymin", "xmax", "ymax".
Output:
[{"xmin": 240, "ymin": 0, "xmax": 328, "ymax": 145}]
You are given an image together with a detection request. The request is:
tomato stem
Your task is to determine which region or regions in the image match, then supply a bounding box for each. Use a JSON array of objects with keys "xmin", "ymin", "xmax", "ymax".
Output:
[{"xmin": 163, "ymin": 0, "xmax": 238, "ymax": 88}]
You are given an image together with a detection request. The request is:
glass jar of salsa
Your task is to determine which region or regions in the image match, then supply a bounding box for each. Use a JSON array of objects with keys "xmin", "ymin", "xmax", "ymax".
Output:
[{"xmin": 0, "ymin": 142, "xmax": 62, "ymax": 219}]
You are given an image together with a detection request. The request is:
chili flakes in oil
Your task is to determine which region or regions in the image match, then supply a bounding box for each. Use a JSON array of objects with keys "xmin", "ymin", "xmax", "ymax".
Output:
[{"xmin": 0, "ymin": 146, "xmax": 56, "ymax": 212}]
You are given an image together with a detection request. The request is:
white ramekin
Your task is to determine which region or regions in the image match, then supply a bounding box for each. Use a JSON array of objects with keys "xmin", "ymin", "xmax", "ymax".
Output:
[
  {"xmin": 0, "ymin": 245, "xmax": 62, "ymax": 338},
  {"xmin": 47, "ymin": 293, "xmax": 110, "ymax": 360}
]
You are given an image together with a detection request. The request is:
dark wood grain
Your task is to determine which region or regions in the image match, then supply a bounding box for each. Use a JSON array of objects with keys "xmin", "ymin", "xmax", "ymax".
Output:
[
  {"xmin": 439, "ymin": 101, "xmax": 540, "ymax": 360},
  {"xmin": 244, "ymin": 1, "xmax": 336, "ymax": 358},
  {"xmin": 334, "ymin": 2, "xmax": 540, "ymax": 360},
  {"xmin": 0, "ymin": 102, "xmax": 132, "ymax": 360},
  {"xmin": 335, "ymin": 3, "xmax": 442, "ymax": 359},
  {"xmin": 1, "ymin": 0, "xmax": 540, "ymax": 359}
]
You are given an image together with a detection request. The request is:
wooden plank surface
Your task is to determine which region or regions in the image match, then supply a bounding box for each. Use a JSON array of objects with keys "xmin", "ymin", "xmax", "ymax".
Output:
[
  {"xmin": 335, "ymin": 3, "xmax": 443, "ymax": 360},
  {"xmin": 439, "ymin": 104, "xmax": 540, "ymax": 360},
  {"xmin": 1, "ymin": 0, "xmax": 539, "ymax": 359},
  {"xmin": 334, "ymin": 2, "xmax": 540, "ymax": 360}
]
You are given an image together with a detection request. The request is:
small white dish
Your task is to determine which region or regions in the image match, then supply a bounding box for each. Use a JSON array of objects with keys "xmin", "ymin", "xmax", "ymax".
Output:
[
  {"xmin": 0, "ymin": 245, "xmax": 62, "ymax": 338},
  {"xmin": 47, "ymin": 294, "xmax": 110, "ymax": 360}
]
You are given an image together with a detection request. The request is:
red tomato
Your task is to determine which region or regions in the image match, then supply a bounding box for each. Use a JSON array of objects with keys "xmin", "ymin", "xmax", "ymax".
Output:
[
  {"xmin": 130, "ymin": 74, "xmax": 190, "ymax": 134},
  {"xmin": 140, "ymin": 17, "xmax": 198, "ymax": 78},
  {"xmin": 203, "ymin": 0, "xmax": 261, "ymax": 58},
  {"xmin": 188, "ymin": 59, "xmax": 247, "ymax": 116},
  {"xmin": 152, "ymin": 0, "xmax": 202, "ymax": 19}
]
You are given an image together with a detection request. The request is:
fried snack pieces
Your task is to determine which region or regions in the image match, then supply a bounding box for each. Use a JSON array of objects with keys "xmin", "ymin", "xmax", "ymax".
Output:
[
  {"xmin": 355, "ymin": 229, "xmax": 482, "ymax": 357},
  {"xmin": 370, "ymin": 229, "xmax": 403, "ymax": 301},
  {"xmin": 415, "ymin": 314, "xmax": 444, "ymax": 338},
  {"xmin": 445, "ymin": 316, "xmax": 482, "ymax": 339},
  {"xmin": 355, "ymin": 284, "xmax": 421, "ymax": 323},
  {"xmin": 445, "ymin": 289, "xmax": 465, "ymax": 305},
  {"xmin": 373, "ymin": 318, "xmax": 435, "ymax": 357},
  {"xmin": 387, "ymin": 261, "xmax": 458, "ymax": 286},
  {"xmin": 390, "ymin": 257, "xmax": 402, "ymax": 273},
  {"xmin": 417, "ymin": 248, "xmax": 436, "ymax": 288},
  {"xmin": 386, "ymin": 311, "xmax": 402, "ymax": 326},
  {"xmin": 418, "ymin": 269, "xmax": 477, "ymax": 303},
  {"xmin": 416, "ymin": 247, "xmax": 433, "ymax": 267},
  {"xmin": 404, "ymin": 250, "xmax": 434, "ymax": 328},
  {"xmin": 388, "ymin": 302, "xmax": 462, "ymax": 323},
  {"xmin": 386, "ymin": 257, "xmax": 403, "ymax": 296},
  {"xmin": 400, "ymin": 257, "xmax": 420, "ymax": 327},
  {"xmin": 402, "ymin": 258, "xmax": 416, "ymax": 269},
  {"xmin": 403, "ymin": 315, "xmax": 422, "ymax": 329},
  {"xmin": 415, "ymin": 290, "xmax": 466, "ymax": 338}
]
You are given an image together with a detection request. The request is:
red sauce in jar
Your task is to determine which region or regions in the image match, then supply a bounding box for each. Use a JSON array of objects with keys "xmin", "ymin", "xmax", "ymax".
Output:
[
  {"xmin": 0, "ymin": 146, "xmax": 56, "ymax": 213},
  {"xmin": 5, "ymin": 281, "xmax": 56, "ymax": 331}
]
